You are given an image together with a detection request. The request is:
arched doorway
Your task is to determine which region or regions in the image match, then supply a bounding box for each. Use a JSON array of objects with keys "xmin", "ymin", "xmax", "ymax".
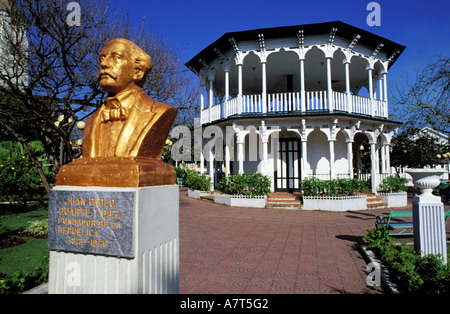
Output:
[{"xmin": 274, "ymin": 129, "xmax": 301, "ymax": 193}]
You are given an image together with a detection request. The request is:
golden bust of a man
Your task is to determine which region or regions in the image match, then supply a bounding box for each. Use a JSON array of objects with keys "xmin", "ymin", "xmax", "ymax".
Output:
[{"xmin": 56, "ymin": 38, "xmax": 178, "ymax": 187}]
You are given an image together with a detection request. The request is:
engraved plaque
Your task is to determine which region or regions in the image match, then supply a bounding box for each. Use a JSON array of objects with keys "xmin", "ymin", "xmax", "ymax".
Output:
[{"xmin": 48, "ymin": 190, "xmax": 135, "ymax": 258}]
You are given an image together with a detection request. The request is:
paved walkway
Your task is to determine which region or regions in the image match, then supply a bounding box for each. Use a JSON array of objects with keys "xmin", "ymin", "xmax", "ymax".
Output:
[{"xmin": 179, "ymin": 189, "xmax": 450, "ymax": 294}]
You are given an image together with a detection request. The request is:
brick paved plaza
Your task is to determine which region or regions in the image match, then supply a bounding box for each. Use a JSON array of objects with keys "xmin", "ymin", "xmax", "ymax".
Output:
[{"xmin": 180, "ymin": 190, "xmax": 388, "ymax": 294}]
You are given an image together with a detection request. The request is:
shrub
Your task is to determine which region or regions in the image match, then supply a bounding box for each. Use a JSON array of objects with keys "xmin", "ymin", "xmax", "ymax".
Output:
[
  {"xmin": 217, "ymin": 173, "xmax": 271, "ymax": 197},
  {"xmin": 185, "ymin": 172, "xmax": 211, "ymax": 191},
  {"xmin": 0, "ymin": 254, "xmax": 49, "ymax": 294},
  {"xmin": 301, "ymin": 177, "xmax": 368, "ymax": 196},
  {"xmin": 19, "ymin": 219, "xmax": 48, "ymax": 238},
  {"xmin": 0, "ymin": 141, "xmax": 50, "ymax": 202},
  {"xmin": 174, "ymin": 166, "xmax": 187, "ymax": 180},
  {"xmin": 365, "ymin": 227, "xmax": 450, "ymax": 294},
  {"xmin": 378, "ymin": 176, "xmax": 408, "ymax": 193}
]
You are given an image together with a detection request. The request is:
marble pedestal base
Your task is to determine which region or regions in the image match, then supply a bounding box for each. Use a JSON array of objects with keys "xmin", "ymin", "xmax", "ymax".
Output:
[
  {"xmin": 48, "ymin": 185, "xmax": 179, "ymax": 294},
  {"xmin": 413, "ymin": 194, "xmax": 447, "ymax": 264}
]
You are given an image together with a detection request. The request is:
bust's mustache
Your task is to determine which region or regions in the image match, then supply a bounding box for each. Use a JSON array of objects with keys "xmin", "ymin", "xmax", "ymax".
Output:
[{"xmin": 98, "ymin": 71, "xmax": 117, "ymax": 81}]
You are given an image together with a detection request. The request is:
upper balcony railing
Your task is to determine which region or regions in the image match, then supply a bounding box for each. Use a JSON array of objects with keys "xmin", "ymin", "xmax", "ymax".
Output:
[{"xmin": 201, "ymin": 90, "xmax": 388, "ymax": 125}]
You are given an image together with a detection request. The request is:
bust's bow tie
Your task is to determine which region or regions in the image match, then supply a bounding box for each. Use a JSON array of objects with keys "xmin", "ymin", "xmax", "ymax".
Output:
[{"xmin": 101, "ymin": 97, "xmax": 129, "ymax": 123}]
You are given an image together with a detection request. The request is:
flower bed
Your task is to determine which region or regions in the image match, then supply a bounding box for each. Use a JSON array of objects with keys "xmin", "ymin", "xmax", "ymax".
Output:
[
  {"xmin": 365, "ymin": 227, "xmax": 450, "ymax": 294},
  {"xmin": 213, "ymin": 193, "xmax": 267, "ymax": 208},
  {"xmin": 379, "ymin": 191, "xmax": 407, "ymax": 207},
  {"xmin": 187, "ymin": 189, "xmax": 211, "ymax": 199},
  {"xmin": 303, "ymin": 194, "xmax": 367, "ymax": 211}
]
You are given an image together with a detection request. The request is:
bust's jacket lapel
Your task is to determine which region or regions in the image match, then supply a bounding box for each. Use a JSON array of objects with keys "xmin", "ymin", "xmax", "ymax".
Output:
[{"xmin": 114, "ymin": 90, "xmax": 156, "ymax": 157}]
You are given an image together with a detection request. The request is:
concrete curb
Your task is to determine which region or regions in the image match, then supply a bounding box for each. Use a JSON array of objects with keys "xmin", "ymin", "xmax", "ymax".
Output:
[
  {"xmin": 22, "ymin": 282, "xmax": 48, "ymax": 294},
  {"xmin": 359, "ymin": 244, "xmax": 401, "ymax": 294}
]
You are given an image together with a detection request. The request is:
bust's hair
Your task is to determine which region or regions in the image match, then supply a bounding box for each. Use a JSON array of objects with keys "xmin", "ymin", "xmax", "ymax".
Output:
[{"xmin": 106, "ymin": 38, "xmax": 152, "ymax": 87}]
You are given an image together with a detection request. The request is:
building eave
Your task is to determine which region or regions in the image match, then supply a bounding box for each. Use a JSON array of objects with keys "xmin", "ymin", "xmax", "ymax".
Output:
[
  {"xmin": 200, "ymin": 111, "xmax": 404, "ymax": 128},
  {"xmin": 185, "ymin": 21, "xmax": 406, "ymax": 74}
]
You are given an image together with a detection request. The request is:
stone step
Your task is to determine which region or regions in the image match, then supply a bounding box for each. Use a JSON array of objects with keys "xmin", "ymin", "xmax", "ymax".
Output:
[
  {"xmin": 266, "ymin": 201, "xmax": 302, "ymax": 206},
  {"xmin": 366, "ymin": 194, "xmax": 387, "ymax": 208},
  {"xmin": 266, "ymin": 192, "xmax": 303, "ymax": 209}
]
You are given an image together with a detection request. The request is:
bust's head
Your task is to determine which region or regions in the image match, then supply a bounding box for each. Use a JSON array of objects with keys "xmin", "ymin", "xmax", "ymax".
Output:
[{"xmin": 98, "ymin": 38, "xmax": 152, "ymax": 95}]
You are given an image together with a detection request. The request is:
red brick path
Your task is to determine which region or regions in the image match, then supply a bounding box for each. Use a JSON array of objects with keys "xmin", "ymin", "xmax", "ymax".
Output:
[{"xmin": 179, "ymin": 190, "xmax": 449, "ymax": 294}]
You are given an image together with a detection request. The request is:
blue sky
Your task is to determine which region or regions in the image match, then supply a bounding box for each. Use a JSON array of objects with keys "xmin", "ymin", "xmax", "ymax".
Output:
[{"xmin": 111, "ymin": 0, "xmax": 450, "ymax": 88}]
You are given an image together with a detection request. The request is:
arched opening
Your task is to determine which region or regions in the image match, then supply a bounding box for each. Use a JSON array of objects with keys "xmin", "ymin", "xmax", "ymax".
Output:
[
  {"xmin": 273, "ymin": 129, "xmax": 301, "ymax": 192},
  {"xmin": 353, "ymin": 132, "xmax": 371, "ymax": 179},
  {"xmin": 306, "ymin": 127, "xmax": 329, "ymax": 179},
  {"xmin": 335, "ymin": 130, "xmax": 349, "ymax": 177},
  {"xmin": 304, "ymin": 46, "xmax": 326, "ymax": 91},
  {"xmin": 242, "ymin": 52, "xmax": 262, "ymax": 95},
  {"xmin": 266, "ymin": 49, "xmax": 300, "ymax": 94}
]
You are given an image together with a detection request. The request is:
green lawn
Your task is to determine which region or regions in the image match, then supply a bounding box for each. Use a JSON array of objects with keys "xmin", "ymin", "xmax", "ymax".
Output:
[
  {"xmin": 0, "ymin": 206, "xmax": 49, "ymax": 277},
  {"xmin": 0, "ymin": 238, "xmax": 48, "ymax": 275}
]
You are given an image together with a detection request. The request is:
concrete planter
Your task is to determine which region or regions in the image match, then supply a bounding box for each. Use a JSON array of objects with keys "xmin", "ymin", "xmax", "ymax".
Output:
[
  {"xmin": 302, "ymin": 195, "xmax": 367, "ymax": 211},
  {"xmin": 213, "ymin": 194, "xmax": 267, "ymax": 208},
  {"xmin": 380, "ymin": 192, "xmax": 407, "ymax": 208},
  {"xmin": 187, "ymin": 189, "xmax": 211, "ymax": 199}
]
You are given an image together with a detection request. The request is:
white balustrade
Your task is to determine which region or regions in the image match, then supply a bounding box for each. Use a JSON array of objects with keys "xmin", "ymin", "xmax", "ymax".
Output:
[
  {"xmin": 267, "ymin": 92, "xmax": 301, "ymax": 113},
  {"xmin": 306, "ymin": 90, "xmax": 328, "ymax": 111},
  {"xmin": 210, "ymin": 104, "xmax": 221, "ymax": 121},
  {"xmin": 207, "ymin": 91, "xmax": 387, "ymax": 124}
]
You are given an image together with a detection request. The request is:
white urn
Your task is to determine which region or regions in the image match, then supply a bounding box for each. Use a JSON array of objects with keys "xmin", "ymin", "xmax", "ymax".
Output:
[{"xmin": 406, "ymin": 168, "xmax": 445, "ymax": 200}]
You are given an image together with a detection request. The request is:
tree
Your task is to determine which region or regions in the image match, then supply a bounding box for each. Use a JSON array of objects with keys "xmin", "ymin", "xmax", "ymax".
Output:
[
  {"xmin": 390, "ymin": 128, "xmax": 450, "ymax": 174},
  {"xmin": 391, "ymin": 56, "xmax": 450, "ymax": 136},
  {"xmin": 0, "ymin": 0, "xmax": 198, "ymax": 194}
]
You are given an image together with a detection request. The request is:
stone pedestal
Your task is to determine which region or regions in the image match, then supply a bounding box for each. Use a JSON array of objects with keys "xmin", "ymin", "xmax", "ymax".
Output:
[
  {"xmin": 47, "ymin": 185, "xmax": 179, "ymax": 293},
  {"xmin": 413, "ymin": 195, "xmax": 447, "ymax": 264},
  {"xmin": 408, "ymin": 169, "xmax": 447, "ymax": 264}
]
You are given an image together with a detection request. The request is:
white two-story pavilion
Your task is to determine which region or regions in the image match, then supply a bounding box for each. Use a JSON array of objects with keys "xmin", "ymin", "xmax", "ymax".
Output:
[{"xmin": 186, "ymin": 21, "xmax": 405, "ymax": 194}]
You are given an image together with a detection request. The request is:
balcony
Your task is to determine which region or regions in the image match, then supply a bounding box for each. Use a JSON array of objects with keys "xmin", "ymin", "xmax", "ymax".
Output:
[{"xmin": 201, "ymin": 90, "xmax": 388, "ymax": 125}]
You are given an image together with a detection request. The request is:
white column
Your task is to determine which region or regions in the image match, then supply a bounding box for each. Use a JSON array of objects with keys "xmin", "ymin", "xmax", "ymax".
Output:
[
  {"xmin": 347, "ymin": 140, "xmax": 354, "ymax": 178},
  {"xmin": 370, "ymin": 141, "xmax": 378, "ymax": 194},
  {"xmin": 225, "ymin": 139, "xmax": 230, "ymax": 177},
  {"xmin": 200, "ymin": 84, "xmax": 205, "ymax": 124},
  {"xmin": 237, "ymin": 137, "xmax": 244, "ymax": 175},
  {"xmin": 377, "ymin": 76, "xmax": 383, "ymax": 101},
  {"xmin": 209, "ymin": 148, "xmax": 214, "ymax": 191},
  {"xmin": 381, "ymin": 143, "xmax": 387, "ymax": 175},
  {"xmin": 261, "ymin": 60, "xmax": 267, "ymax": 113},
  {"xmin": 367, "ymin": 67, "xmax": 374, "ymax": 117},
  {"xmin": 326, "ymin": 57, "xmax": 333, "ymax": 112},
  {"xmin": 383, "ymin": 72, "xmax": 388, "ymax": 118},
  {"xmin": 237, "ymin": 63, "xmax": 243, "ymax": 115},
  {"xmin": 300, "ymin": 58, "xmax": 306, "ymax": 112},
  {"xmin": 224, "ymin": 69, "xmax": 230, "ymax": 118},
  {"xmin": 385, "ymin": 143, "xmax": 391, "ymax": 176},
  {"xmin": 208, "ymin": 79, "xmax": 214, "ymax": 123},
  {"xmin": 262, "ymin": 139, "xmax": 268, "ymax": 176},
  {"xmin": 344, "ymin": 61, "xmax": 352, "ymax": 113},
  {"xmin": 301, "ymin": 139, "xmax": 307, "ymax": 180},
  {"xmin": 199, "ymin": 137, "xmax": 205, "ymax": 175},
  {"xmin": 329, "ymin": 139, "xmax": 335, "ymax": 179}
]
